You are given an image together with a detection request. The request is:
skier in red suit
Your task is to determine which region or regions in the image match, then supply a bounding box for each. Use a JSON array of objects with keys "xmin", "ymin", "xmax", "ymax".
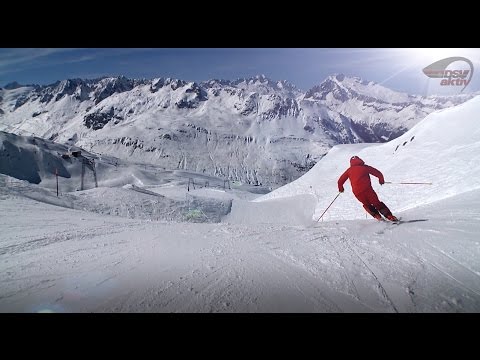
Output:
[{"xmin": 338, "ymin": 156, "xmax": 398, "ymax": 221}]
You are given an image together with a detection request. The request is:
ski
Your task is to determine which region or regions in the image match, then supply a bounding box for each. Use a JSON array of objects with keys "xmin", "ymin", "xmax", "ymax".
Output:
[{"xmin": 381, "ymin": 217, "xmax": 429, "ymax": 225}]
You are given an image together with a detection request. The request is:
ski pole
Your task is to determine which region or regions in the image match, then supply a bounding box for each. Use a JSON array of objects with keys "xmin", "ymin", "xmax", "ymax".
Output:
[
  {"xmin": 317, "ymin": 192, "xmax": 342, "ymax": 222},
  {"xmin": 384, "ymin": 181, "xmax": 432, "ymax": 185}
]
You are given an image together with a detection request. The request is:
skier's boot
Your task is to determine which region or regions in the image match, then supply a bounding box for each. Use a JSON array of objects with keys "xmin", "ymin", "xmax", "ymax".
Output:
[
  {"xmin": 364, "ymin": 204, "xmax": 383, "ymax": 221},
  {"xmin": 378, "ymin": 203, "xmax": 397, "ymax": 222},
  {"xmin": 373, "ymin": 213, "xmax": 383, "ymax": 221}
]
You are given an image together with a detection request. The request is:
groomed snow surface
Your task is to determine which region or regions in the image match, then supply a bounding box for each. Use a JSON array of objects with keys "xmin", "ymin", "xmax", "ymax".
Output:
[{"xmin": 1, "ymin": 96, "xmax": 480, "ymax": 312}]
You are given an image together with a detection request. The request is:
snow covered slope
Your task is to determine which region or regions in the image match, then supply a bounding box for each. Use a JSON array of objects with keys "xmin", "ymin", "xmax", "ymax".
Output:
[
  {"xmin": 258, "ymin": 95, "xmax": 480, "ymax": 221},
  {"xmin": 1, "ymin": 75, "xmax": 476, "ymax": 187},
  {"xmin": 2, "ymin": 95, "xmax": 480, "ymax": 312},
  {"xmin": 1, "ymin": 174, "xmax": 480, "ymax": 312}
]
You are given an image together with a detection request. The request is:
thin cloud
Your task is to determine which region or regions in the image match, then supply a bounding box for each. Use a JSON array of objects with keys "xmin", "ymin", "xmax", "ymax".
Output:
[
  {"xmin": 63, "ymin": 55, "xmax": 97, "ymax": 64},
  {"xmin": 0, "ymin": 48, "xmax": 76, "ymax": 68},
  {"xmin": 0, "ymin": 48, "xmax": 142, "ymax": 76},
  {"xmin": 0, "ymin": 48, "xmax": 159, "ymax": 84},
  {"xmin": 65, "ymin": 72, "xmax": 109, "ymax": 80}
]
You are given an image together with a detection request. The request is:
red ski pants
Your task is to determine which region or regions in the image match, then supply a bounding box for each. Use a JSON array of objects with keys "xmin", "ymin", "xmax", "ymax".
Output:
[
  {"xmin": 354, "ymin": 188, "xmax": 382, "ymax": 209},
  {"xmin": 354, "ymin": 188, "xmax": 392, "ymax": 217}
]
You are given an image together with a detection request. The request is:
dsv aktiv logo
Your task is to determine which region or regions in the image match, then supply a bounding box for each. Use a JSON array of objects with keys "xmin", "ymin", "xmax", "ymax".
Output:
[{"xmin": 422, "ymin": 57, "xmax": 473, "ymax": 92}]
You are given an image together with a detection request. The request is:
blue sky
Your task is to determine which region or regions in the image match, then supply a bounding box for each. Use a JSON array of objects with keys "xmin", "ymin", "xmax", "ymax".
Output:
[{"xmin": 0, "ymin": 48, "xmax": 479, "ymax": 96}]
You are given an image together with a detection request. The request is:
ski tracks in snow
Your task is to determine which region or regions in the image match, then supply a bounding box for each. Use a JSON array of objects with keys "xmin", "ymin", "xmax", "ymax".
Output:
[
  {"xmin": 361, "ymin": 218, "xmax": 480, "ymax": 312},
  {"xmin": 3, "ymin": 193, "xmax": 480, "ymax": 312},
  {"xmin": 308, "ymin": 223, "xmax": 402, "ymax": 312},
  {"xmin": 232, "ymin": 224, "xmax": 398, "ymax": 312}
]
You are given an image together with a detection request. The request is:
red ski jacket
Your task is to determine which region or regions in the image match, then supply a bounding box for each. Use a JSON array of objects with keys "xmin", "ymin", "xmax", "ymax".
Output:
[{"xmin": 338, "ymin": 156, "xmax": 385, "ymax": 195}]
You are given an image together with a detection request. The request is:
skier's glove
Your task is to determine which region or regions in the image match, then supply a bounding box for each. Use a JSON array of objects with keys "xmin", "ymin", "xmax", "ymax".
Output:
[
  {"xmin": 339, "ymin": 188, "xmax": 344, "ymax": 193},
  {"xmin": 379, "ymin": 179, "xmax": 385, "ymax": 185}
]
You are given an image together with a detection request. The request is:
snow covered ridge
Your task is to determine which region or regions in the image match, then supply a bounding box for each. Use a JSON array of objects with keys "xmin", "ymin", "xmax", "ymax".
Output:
[
  {"xmin": 3, "ymin": 96, "xmax": 480, "ymax": 313},
  {"xmin": 0, "ymin": 74, "xmax": 477, "ymax": 187},
  {"xmin": 258, "ymin": 94, "xmax": 480, "ymax": 221},
  {"xmin": 0, "ymin": 130, "xmax": 267, "ymax": 223}
]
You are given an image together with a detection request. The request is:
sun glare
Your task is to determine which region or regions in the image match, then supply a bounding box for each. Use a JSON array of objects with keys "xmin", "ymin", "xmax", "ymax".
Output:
[{"xmin": 401, "ymin": 48, "xmax": 478, "ymax": 65}]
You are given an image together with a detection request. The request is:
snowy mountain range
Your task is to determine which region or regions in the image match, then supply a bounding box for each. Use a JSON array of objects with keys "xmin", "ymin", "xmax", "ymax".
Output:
[
  {"xmin": 1, "ymin": 94, "xmax": 480, "ymax": 312},
  {"xmin": 1, "ymin": 74, "xmax": 476, "ymax": 186}
]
